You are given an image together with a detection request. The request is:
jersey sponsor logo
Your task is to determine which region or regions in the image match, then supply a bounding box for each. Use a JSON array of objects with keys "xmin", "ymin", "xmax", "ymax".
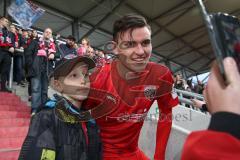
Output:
[
  {"xmin": 106, "ymin": 111, "xmax": 148, "ymax": 122},
  {"xmin": 144, "ymin": 85, "xmax": 157, "ymax": 100}
]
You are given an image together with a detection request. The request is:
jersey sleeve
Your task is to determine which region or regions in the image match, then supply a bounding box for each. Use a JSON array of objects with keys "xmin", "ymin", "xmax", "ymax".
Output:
[
  {"xmin": 18, "ymin": 110, "xmax": 56, "ymax": 160},
  {"xmin": 156, "ymin": 69, "xmax": 179, "ymax": 109},
  {"xmin": 154, "ymin": 68, "xmax": 179, "ymax": 160}
]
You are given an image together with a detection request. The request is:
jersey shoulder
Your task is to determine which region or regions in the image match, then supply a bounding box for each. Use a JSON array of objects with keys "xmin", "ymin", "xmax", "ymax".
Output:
[{"xmin": 147, "ymin": 62, "xmax": 173, "ymax": 80}]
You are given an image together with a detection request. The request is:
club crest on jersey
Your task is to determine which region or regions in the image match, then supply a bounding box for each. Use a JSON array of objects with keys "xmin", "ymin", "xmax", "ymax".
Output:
[{"xmin": 144, "ymin": 85, "xmax": 157, "ymax": 100}]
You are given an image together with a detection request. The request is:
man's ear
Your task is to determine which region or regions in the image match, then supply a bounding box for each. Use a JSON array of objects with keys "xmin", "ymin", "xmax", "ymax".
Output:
[
  {"xmin": 112, "ymin": 41, "xmax": 118, "ymax": 56},
  {"xmin": 105, "ymin": 41, "xmax": 118, "ymax": 56}
]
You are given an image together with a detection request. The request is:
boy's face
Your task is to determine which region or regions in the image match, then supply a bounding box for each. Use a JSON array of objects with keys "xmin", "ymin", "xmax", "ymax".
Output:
[
  {"xmin": 55, "ymin": 62, "xmax": 90, "ymax": 101},
  {"xmin": 116, "ymin": 26, "xmax": 152, "ymax": 73}
]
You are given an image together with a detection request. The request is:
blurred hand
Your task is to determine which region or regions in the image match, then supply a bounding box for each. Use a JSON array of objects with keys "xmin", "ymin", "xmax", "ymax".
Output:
[
  {"xmin": 191, "ymin": 99, "xmax": 205, "ymax": 109},
  {"xmin": 48, "ymin": 53, "xmax": 55, "ymax": 60},
  {"xmin": 56, "ymin": 34, "xmax": 60, "ymax": 39},
  {"xmin": 8, "ymin": 47, "xmax": 14, "ymax": 53},
  {"xmin": 204, "ymin": 57, "xmax": 240, "ymax": 115}
]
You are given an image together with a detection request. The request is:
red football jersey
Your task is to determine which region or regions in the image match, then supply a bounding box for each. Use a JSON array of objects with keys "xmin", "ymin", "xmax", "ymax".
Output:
[{"xmin": 88, "ymin": 60, "xmax": 179, "ymax": 159}]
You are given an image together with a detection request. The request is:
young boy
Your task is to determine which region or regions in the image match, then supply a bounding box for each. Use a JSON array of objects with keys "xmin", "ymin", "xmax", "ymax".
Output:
[{"xmin": 19, "ymin": 55, "xmax": 102, "ymax": 160}]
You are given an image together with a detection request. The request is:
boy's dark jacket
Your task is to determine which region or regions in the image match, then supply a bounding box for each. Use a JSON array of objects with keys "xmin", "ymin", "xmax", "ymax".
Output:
[{"xmin": 18, "ymin": 94, "xmax": 102, "ymax": 160}]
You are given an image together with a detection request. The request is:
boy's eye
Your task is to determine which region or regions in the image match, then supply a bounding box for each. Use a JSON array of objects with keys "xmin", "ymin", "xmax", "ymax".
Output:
[{"xmin": 71, "ymin": 74, "xmax": 77, "ymax": 78}]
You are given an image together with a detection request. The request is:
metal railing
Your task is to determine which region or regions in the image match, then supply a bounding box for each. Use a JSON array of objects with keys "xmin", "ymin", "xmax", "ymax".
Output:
[
  {"xmin": 175, "ymin": 88, "xmax": 205, "ymax": 112},
  {"xmin": 8, "ymin": 48, "xmax": 24, "ymax": 92}
]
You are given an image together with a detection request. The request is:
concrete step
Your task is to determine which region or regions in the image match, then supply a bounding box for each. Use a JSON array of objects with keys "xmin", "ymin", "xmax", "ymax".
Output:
[
  {"xmin": 0, "ymin": 118, "xmax": 30, "ymax": 127},
  {"xmin": 0, "ymin": 137, "xmax": 25, "ymax": 150},
  {"xmin": 0, "ymin": 126, "xmax": 29, "ymax": 138},
  {"xmin": 0, "ymin": 111, "xmax": 30, "ymax": 119},
  {"xmin": 0, "ymin": 92, "xmax": 18, "ymax": 98},
  {"xmin": 0, "ymin": 92, "xmax": 30, "ymax": 159},
  {"xmin": 0, "ymin": 150, "xmax": 20, "ymax": 160},
  {"xmin": 0, "ymin": 95, "xmax": 21, "ymax": 101},
  {"xmin": 0, "ymin": 105, "xmax": 30, "ymax": 112},
  {"xmin": 0, "ymin": 100, "xmax": 28, "ymax": 106}
]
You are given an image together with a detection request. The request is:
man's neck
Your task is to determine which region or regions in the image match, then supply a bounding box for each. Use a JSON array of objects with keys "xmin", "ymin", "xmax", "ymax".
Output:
[
  {"xmin": 44, "ymin": 37, "xmax": 49, "ymax": 41},
  {"xmin": 116, "ymin": 61, "xmax": 128, "ymax": 80},
  {"xmin": 116, "ymin": 61, "xmax": 143, "ymax": 80},
  {"xmin": 66, "ymin": 43, "xmax": 74, "ymax": 48}
]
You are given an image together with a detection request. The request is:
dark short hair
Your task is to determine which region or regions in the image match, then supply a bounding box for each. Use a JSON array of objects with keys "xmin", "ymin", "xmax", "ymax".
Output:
[
  {"xmin": 67, "ymin": 35, "xmax": 76, "ymax": 42},
  {"xmin": 0, "ymin": 16, "xmax": 8, "ymax": 21},
  {"xmin": 113, "ymin": 14, "xmax": 151, "ymax": 42}
]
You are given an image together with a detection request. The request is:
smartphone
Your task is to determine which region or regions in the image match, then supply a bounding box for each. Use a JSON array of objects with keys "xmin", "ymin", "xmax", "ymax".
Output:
[
  {"xmin": 195, "ymin": 0, "xmax": 240, "ymax": 81},
  {"xmin": 211, "ymin": 13, "xmax": 240, "ymax": 77}
]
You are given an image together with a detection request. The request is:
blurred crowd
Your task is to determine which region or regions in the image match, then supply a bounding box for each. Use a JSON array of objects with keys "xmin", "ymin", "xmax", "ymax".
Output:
[
  {"xmin": 173, "ymin": 73, "xmax": 205, "ymax": 94},
  {"xmin": 0, "ymin": 16, "xmax": 116, "ymax": 114},
  {"xmin": 0, "ymin": 16, "xmax": 115, "ymax": 92}
]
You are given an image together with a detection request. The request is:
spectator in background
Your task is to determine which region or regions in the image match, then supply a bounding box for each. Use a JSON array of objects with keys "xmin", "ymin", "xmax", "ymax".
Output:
[
  {"xmin": 0, "ymin": 16, "xmax": 15, "ymax": 92},
  {"xmin": 174, "ymin": 73, "xmax": 186, "ymax": 90},
  {"xmin": 24, "ymin": 29, "xmax": 39, "ymax": 100},
  {"xmin": 27, "ymin": 29, "xmax": 32, "ymax": 39},
  {"xmin": 93, "ymin": 50, "xmax": 106, "ymax": 68},
  {"xmin": 20, "ymin": 29, "xmax": 32, "ymax": 100},
  {"xmin": 74, "ymin": 42, "xmax": 79, "ymax": 50},
  {"xmin": 194, "ymin": 80, "xmax": 204, "ymax": 94},
  {"xmin": 77, "ymin": 37, "xmax": 91, "ymax": 56},
  {"xmin": 186, "ymin": 79, "xmax": 194, "ymax": 91},
  {"xmin": 18, "ymin": 28, "xmax": 22, "ymax": 35},
  {"xmin": 10, "ymin": 25, "xmax": 25, "ymax": 87},
  {"xmin": 56, "ymin": 35, "xmax": 77, "ymax": 59},
  {"xmin": 86, "ymin": 46, "xmax": 95, "ymax": 58},
  {"xmin": 21, "ymin": 29, "xmax": 29, "ymax": 47},
  {"xmin": 25, "ymin": 28, "xmax": 56, "ymax": 115},
  {"xmin": 21, "ymin": 29, "xmax": 29, "ymax": 72},
  {"xmin": 30, "ymin": 30, "xmax": 38, "ymax": 41}
]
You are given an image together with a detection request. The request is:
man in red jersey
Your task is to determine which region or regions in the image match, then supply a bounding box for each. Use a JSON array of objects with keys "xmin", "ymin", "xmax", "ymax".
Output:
[{"xmin": 87, "ymin": 14, "xmax": 179, "ymax": 160}]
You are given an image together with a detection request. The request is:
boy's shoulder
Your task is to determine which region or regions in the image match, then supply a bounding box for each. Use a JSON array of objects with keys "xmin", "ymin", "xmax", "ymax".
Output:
[
  {"xmin": 32, "ymin": 97, "xmax": 58, "ymax": 123},
  {"xmin": 33, "ymin": 108, "xmax": 55, "ymax": 123}
]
